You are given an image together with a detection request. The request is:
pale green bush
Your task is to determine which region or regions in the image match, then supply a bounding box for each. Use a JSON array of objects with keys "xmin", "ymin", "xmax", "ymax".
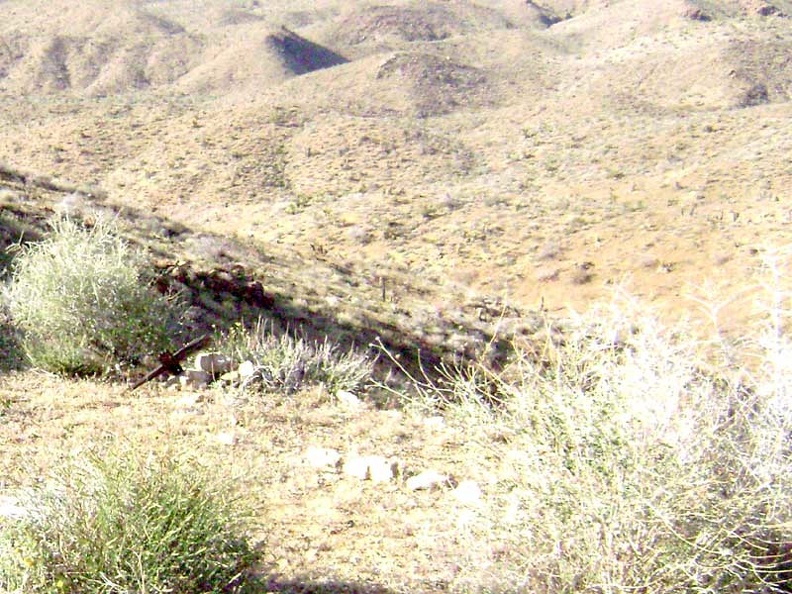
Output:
[
  {"xmin": 4, "ymin": 217, "xmax": 178, "ymax": 375},
  {"xmin": 397, "ymin": 282, "xmax": 792, "ymax": 593},
  {"xmin": 222, "ymin": 320, "xmax": 374, "ymax": 395},
  {"xmin": 0, "ymin": 449, "xmax": 261, "ymax": 593}
]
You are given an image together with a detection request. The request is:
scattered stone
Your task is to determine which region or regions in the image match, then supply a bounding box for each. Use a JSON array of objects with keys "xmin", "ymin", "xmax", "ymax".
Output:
[
  {"xmin": 306, "ymin": 446, "xmax": 342, "ymax": 469},
  {"xmin": 342, "ymin": 455, "xmax": 398, "ymax": 483},
  {"xmin": 195, "ymin": 352, "xmax": 235, "ymax": 376},
  {"xmin": 219, "ymin": 370, "xmax": 240, "ymax": 384},
  {"xmin": 369, "ymin": 457, "xmax": 399, "ymax": 483},
  {"xmin": 424, "ymin": 416, "xmax": 446, "ymax": 430},
  {"xmin": 213, "ymin": 431, "xmax": 237, "ymax": 446},
  {"xmin": 180, "ymin": 369, "xmax": 212, "ymax": 389},
  {"xmin": 238, "ymin": 360, "xmax": 256, "ymax": 378},
  {"xmin": 336, "ymin": 390, "xmax": 362, "ymax": 410},
  {"xmin": 406, "ymin": 470, "xmax": 453, "ymax": 491},
  {"xmin": 342, "ymin": 455, "xmax": 371, "ymax": 480},
  {"xmin": 452, "ymin": 480, "xmax": 482, "ymax": 505}
]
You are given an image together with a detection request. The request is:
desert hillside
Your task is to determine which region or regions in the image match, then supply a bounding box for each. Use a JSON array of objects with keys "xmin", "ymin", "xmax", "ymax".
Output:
[
  {"xmin": 1, "ymin": 0, "xmax": 790, "ymax": 334},
  {"xmin": 1, "ymin": 1, "xmax": 791, "ymax": 592}
]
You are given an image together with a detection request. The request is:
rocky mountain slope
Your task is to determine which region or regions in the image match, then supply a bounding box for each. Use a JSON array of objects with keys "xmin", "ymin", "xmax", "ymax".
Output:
[
  {"xmin": 1, "ymin": 0, "xmax": 791, "ymax": 344},
  {"xmin": 1, "ymin": 2, "xmax": 792, "ymax": 592}
]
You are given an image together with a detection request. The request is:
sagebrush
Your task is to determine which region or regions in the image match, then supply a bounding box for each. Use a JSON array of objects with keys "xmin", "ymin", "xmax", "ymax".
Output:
[
  {"xmin": 3, "ymin": 216, "xmax": 178, "ymax": 375},
  {"xmin": 405, "ymin": 276, "xmax": 792, "ymax": 592},
  {"xmin": 222, "ymin": 320, "xmax": 374, "ymax": 395},
  {"xmin": 0, "ymin": 448, "xmax": 261, "ymax": 594}
]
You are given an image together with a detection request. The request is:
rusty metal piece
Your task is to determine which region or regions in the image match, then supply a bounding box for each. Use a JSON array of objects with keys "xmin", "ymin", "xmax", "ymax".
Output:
[{"xmin": 128, "ymin": 333, "xmax": 212, "ymax": 392}]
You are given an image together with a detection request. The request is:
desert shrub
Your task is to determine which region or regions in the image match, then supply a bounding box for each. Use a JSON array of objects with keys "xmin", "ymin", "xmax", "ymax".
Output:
[
  {"xmin": 0, "ymin": 305, "xmax": 24, "ymax": 371},
  {"xmin": 222, "ymin": 320, "xmax": 374, "ymax": 394},
  {"xmin": 3, "ymin": 216, "xmax": 178, "ymax": 375},
  {"xmin": 0, "ymin": 449, "xmax": 261, "ymax": 594},
  {"xmin": 402, "ymin": 285, "xmax": 792, "ymax": 592}
]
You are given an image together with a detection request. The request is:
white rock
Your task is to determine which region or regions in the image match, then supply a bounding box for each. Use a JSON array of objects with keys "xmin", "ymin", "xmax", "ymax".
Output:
[
  {"xmin": 424, "ymin": 416, "xmax": 446, "ymax": 430},
  {"xmin": 213, "ymin": 432, "xmax": 237, "ymax": 446},
  {"xmin": 174, "ymin": 393, "xmax": 203, "ymax": 408},
  {"xmin": 219, "ymin": 370, "xmax": 240, "ymax": 384},
  {"xmin": 342, "ymin": 455, "xmax": 396, "ymax": 482},
  {"xmin": 195, "ymin": 352, "xmax": 235, "ymax": 376},
  {"xmin": 342, "ymin": 455, "xmax": 371, "ymax": 480},
  {"xmin": 336, "ymin": 390, "xmax": 362, "ymax": 410},
  {"xmin": 180, "ymin": 369, "xmax": 212, "ymax": 389},
  {"xmin": 406, "ymin": 470, "xmax": 451, "ymax": 491},
  {"xmin": 306, "ymin": 447, "xmax": 341, "ymax": 469},
  {"xmin": 368, "ymin": 457, "xmax": 397, "ymax": 483},
  {"xmin": 452, "ymin": 480, "xmax": 482, "ymax": 505},
  {"xmin": 238, "ymin": 360, "xmax": 257, "ymax": 378}
]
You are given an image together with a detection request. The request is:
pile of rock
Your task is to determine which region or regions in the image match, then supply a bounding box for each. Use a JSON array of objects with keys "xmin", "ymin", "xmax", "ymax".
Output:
[
  {"xmin": 167, "ymin": 352, "xmax": 262, "ymax": 391},
  {"xmin": 153, "ymin": 262, "xmax": 278, "ymax": 338},
  {"xmin": 305, "ymin": 446, "xmax": 482, "ymax": 505}
]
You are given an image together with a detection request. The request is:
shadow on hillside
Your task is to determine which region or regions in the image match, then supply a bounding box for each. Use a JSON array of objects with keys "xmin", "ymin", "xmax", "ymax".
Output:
[
  {"xmin": 0, "ymin": 313, "xmax": 25, "ymax": 371},
  {"xmin": 267, "ymin": 27, "xmax": 349, "ymax": 75},
  {"xmin": 0, "ymin": 171, "xmax": 524, "ymax": 391},
  {"xmin": 0, "ymin": 204, "xmax": 44, "ymax": 273},
  {"xmin": 261, "ymin": 577, "xmax": 398, "ymax": 594}
]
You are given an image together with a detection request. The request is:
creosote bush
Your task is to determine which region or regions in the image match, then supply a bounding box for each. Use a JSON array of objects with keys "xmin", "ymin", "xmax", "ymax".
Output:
[
  {"xmin": 0, "ymin": 306, "xmax": 24, "ymax": 372},
  {"xmin": 3, "ymin": 216, "xmax": 178, "ymax": 375},
  {"xmin": 0, "ymin": 449, "xmax": 261, "ymax": 594},
  {"xmin": 398, "ymin": 276, "xmax": 792, "ymax": 592}
]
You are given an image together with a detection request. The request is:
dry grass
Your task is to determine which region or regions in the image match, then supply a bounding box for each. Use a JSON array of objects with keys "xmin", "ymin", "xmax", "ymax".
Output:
[
  {"xmin": 0, "ymin": 448, "xmax": 261, "ymax": 593},
  {"xmin": 1, "ymin": 1, "xmax": 791, "ymax": 592},
  {"xmin": 2, "ymin": 255, "xmax": 789, "ymax": 592}
]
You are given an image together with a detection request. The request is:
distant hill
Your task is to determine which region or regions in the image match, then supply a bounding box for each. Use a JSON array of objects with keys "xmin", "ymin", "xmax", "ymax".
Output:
[{"xmin": 0, "ymin": 0, "xmax": 790, "ymax": 334}]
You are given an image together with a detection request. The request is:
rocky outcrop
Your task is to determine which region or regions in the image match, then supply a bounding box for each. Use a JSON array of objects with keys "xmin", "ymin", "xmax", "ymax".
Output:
[
  {"xmin": 153, "ymin": 261, "xmax": 278, "ymax": 334},
  {"xmin": 739, "ymin": 0, "xmax": 787, "ymax": 17}
]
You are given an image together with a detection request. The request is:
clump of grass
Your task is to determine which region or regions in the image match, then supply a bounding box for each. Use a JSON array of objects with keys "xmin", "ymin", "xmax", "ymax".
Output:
[
  {"xmin": 222, "ymin": 320, "xmax": 374, "ymax": 395},
  {"xmin": 405, "ymin": 277, "xmax": 792, "ymax": 592},
  {"xmin": 0, "ymin": 448, "xmax": 261, "ymax": 594},
  {"xmin": 3, "ymin": 216, "xmax": 179, "ymax": 375}
]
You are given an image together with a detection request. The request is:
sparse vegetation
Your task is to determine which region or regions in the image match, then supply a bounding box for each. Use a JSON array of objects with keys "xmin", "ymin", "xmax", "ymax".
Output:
[
  {"xmin": 3, "ymin": 217, "xmax": 179, "ymax": 375},
  {"xmin": 0, "ymin": 448, "xmax": 261, "ymax": 594},
  {"xmin": 398, "ymin": 278, "xmax": 792, "ymax": 593},
  {"xmin": 222, "ymin": 320, "xmax": 374, "ymax": 395},
  {"xmin": 0, "ymin": 1, "xmax": 791, "ymax": 592}
]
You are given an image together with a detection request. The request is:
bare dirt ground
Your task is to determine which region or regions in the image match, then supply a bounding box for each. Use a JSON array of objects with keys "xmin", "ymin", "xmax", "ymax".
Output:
[
  {"xmin": 0, "ymin": 373, "xmax": 497, "ymax": 593},
  {"xmin": 1, "ymin": 0, "xmax": 791, "ymax": 591}
]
